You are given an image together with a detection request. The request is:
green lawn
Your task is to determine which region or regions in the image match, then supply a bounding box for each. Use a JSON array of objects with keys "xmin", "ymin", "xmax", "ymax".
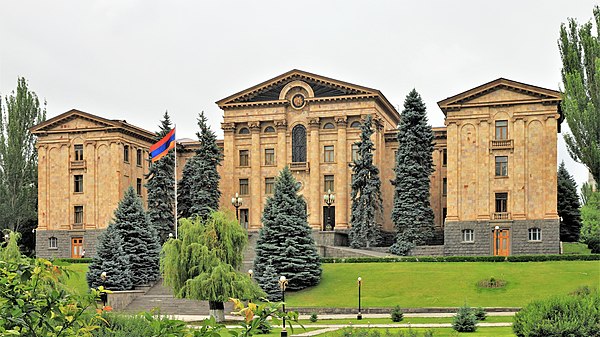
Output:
[
  {"xmin": 55, "ymin": 262, "xmax": 89, "ymax": 295},
  {"xmin": 286, "ymin": 261, "xmax": 600, "ymax": 308},
  {"xmin": 301, "ymin": 316, "xmax": 513, "ymax": 325},
  {"xmin": 317, "ymin": 327, "xmax": 515, "ymax": 336},
  {"xmin": 562, "ymin": 242, "xmax": 592, "ymax": 254}
]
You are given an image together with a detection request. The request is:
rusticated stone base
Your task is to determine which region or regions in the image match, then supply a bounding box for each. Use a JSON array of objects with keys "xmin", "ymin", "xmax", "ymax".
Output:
[{"xmin": 36, "ymin": 229, "xmax": 104, "ymax": 259}]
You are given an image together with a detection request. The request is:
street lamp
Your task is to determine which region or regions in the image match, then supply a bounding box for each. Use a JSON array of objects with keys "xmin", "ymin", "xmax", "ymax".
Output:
[
  {"xmin": 357, "ymin": 276, "xmax": 363, "ymax": 320},
  {"xmin": 100, "ymin": 272, "xmax": 108, "ymax": 307},
  {"xmin": 231, "ymin": 193, "xmax": 243, "ymax": 221},
  {"xmin": 279, "ymin": 275, "xmax": 289, "ymax": 337},
  {"xmin": 323, "ymin": 189, "xmax": 335, "ymax": 231},
  {"xmin": 168, "ymin": 233, "xmax": 174, "ymax": 240},
  {"xmin": 494, "ymin": 225, "xmax": 500, "ymax": 256},
  {"xmin": 248, "ymin": 269, "xmax": 253, "ymax": 279}
]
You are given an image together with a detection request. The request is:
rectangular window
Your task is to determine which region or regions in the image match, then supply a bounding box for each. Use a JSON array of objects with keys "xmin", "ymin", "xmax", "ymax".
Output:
[
  {"xmin": 49, "ymin": 237, "xmax": 58, "ymax": 249},
  {"xmin": 239, "ymin": 150, "xmax": 249, "ymax": 167},
  {"xmin": 264, "ymin": 148, "xmax": 275, "ymax": 166},
  {"xmin": 442, "ymin": 149, "xmax": 447, "ymax": 166},
  {"xmin": 462, "ymin": 229, "xmax": 474, "ymax": 242},
  {"xmin": 136, "ymin": 178, "xmax": 142, "ymax": 195},
  {"xmin": 74, "ymin": 175, "xmax": 83, "ymax": 193},
  {"xmin": 324, "ymin": 175, "xmax": 334, "ymax": 192},
  {"xmin": 495, "ymin": 193, "xmax": 508, "ymax": 213},
  {"xmin": 495, "ymin": 120, "xmax": 508, "ymax": 140},
  {"xmin": 239, "ymin": 209, "xmax": 249, "ymax": 229},
  {"xmin": 351, "ymin": 144, "xmax": 360, "ymax": 161},
  {"xmin": 495, "ymin": 156, "xmax": 508, "ymax": 177},
  {"xmin": 442, "ymin": 178, "xmax": 447, "ymax": 196},
  {"xmin": 74, "ymin": 144, "xmax": 84, "ymax": 161},
  {"xmin": 136, "ymin": 149, "xmax": 143, "ymax": 166},
  {"xmin": 124, "ymin": 145, "xmax": 130, "ymax": 163},
  {"xmin": 265, "ymin": 177, "xmax": 275, "ymax": 194},
  {"xmin": 324, "ymin": 145, "xmax": 335, "ymax": 163},
  {"xmin": 528, "ymin": 228, "xmax": 542, "ymax": 241},
  {"xmin": 239, "ymin": 178, "xmax": 249, "ymax": 195},
  {"xmin": 74, "ymin": 206, "xmax": 84, "ymax": 224}
]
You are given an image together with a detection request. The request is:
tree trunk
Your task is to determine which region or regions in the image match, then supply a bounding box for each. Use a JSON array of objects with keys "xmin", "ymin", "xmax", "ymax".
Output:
[{"xmin": 208, "ymin": 301, "xmax": 225, "ymax": 322}]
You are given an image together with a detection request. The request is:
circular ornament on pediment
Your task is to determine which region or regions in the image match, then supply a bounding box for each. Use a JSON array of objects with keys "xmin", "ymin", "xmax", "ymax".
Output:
[{"xmin": 291, "ymin": 94, "xmax": 306, "ymax": 109}]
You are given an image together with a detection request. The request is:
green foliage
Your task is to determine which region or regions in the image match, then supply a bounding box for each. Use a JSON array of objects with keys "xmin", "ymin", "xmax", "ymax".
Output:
[
  {"xmin": 93, "ymin": 312, "xmax": 225, "ymax": 337},
  {"xmin": 0, "ymin": 77, "xmax": 45, "ymax": 241},
  {"xmin": 145, "ymin": 111, "xmax": 176, "ymax": 244},
  {"xmin": 260, "ymin": 261, "xmax": 282, "ymax": 301},
  {"xmin": 309, "ymin": 312, "xmax": 318, "ymax": 323},
  {"xmin": 53, "ymin": 258, "xmax": 93, "ymax": 264},
  {"xmin": 391, "ymin": 89, "xmax": 435, "ymax": 255},
  {"xmin": 452, "ymin": 304, "xmax": 477, "ymax": 332},
  {"xmin": 562, "ymin": 242, "xmax": 592, "ymax": 254},
  {"xmin": 108, "ymin": 186, "xmax": 160, "ymax": 287},
  {"xmin": 230, "ymin": 299, "xmax": 302, "ymax": 337},
  {"xmin": 161, "ymin": 212, "xmax": 265, "ymax": 308},
  {"xmin": 321, "ymin": 254, "xmax": 600, "ymax": 263},
  {"xmin": 1, "ymin": 231, "xmax": 22, "ymax": 262},
  {"xmin": 581, "ymin": 182, "xmax": 594, "ymax": 205},
  {"xmin": 339, "ymin": 328, "xmax": 435, "ymax": 337},
  {"xmin": 558, "ymin": 6, "xmax": 600, "ymax": 183},
  {"xmin": 254, "ymin": 166, "xmax": 322, "ymax": 291},
  {"xmin": 473, "ymin": 307, "xmax": 487, "ymax": 321},
  {"xmin": 390, "ymin": 305, "xmax": 404, "ymax": 322},
  {"xmin": 580, "ymin": 191, "xmax": 600, "ymax": 253},
  {"xmin": 86, "ymin": 224, "xmax": 132, "ymax": 290},
  {"xmin": 557, "ymin": 161, "xmax": 582, "ymax": 241},
  {"xmin": 513, "ymin": 290, "xmax": 600, "ymax": 337},
  {"xmin": 349, "ymin": 115, "xmax": 383, "ymax": 248},
  {"xmin": 178, "ymin": 112, "xmax": 222, "ymax": 220}
]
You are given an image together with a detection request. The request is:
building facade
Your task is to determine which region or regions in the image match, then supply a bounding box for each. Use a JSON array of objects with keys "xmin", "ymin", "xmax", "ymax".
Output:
[{"xmin": 32, "ymin": 71, "xmax": 562, "ymax": 258}]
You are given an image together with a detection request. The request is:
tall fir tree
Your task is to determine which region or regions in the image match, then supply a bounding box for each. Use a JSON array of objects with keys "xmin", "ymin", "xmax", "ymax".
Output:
[
  {"xmin": 145, "ymin": 111, "xmax": 175, "ymax": 244},
  {"xmin": 254, "ymin": 167, "xmax": 321, "ymax": 291},
  {"xmin": 390, "ymin": 89, "xmax": 435, "ymax": 255},
  {"xmin": 349, "ymin": 115, "xmax": 382, "ymax": 248},
  {"xmin": 111, "ymin": 186, "xmax": 160, "ymax": 286},
  {"xmin": 86, "ymin": 224, "xmax": 133, "ymax": 290},
  {"xmin": 557, "ymin": 161, "xmax": 582, "ymax": 242},
  {"xmin": 178, "ymin": 112, "xmax": 222, "ymax": 220}
]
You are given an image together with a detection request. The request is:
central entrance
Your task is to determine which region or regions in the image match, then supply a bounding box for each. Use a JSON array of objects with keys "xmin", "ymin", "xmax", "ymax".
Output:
[{"xmin": 493, "ymin": 228, "xmax": 510, "ymax": 256}]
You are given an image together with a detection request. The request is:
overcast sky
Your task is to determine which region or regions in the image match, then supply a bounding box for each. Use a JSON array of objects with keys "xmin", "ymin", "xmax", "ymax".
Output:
[{"xmin": 0, "ymin": 0, "xmax": 596, "ymax": 189}]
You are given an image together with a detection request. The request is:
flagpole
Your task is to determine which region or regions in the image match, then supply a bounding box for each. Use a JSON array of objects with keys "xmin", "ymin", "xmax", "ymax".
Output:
[{"xmin": 174, "ymin": 126, "xmax": 178, "ymax": 239}]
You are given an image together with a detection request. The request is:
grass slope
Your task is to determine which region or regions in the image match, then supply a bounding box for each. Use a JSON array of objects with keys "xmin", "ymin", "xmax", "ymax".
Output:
[
  {"xmin": 55, "ymin": 262, "xmax": 89, "ymax": 295},
  {"xmin": 562, "ymin": 242, "xmax": 592, "ymax": 254},
  {"xmin": 286, "ymin": 261, "xmax": 599, "ymax": 308}
]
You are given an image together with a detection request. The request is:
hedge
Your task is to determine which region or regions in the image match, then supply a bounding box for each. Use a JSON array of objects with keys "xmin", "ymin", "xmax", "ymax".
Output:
[
  {"xmin": 52, "ymin": 258, "xmax": 93, "ymax": 264},
  {"xmin": 321, "ymin": 254, "xmax": 600, "ymax": 263}
]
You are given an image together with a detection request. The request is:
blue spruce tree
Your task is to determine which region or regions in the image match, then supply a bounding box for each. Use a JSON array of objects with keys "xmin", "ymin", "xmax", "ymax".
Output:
[
  {"xmin": 254, "ymin": 167, "xmax": 321, "ymax": 291},
  {"xmin": 86, "ymin": 224, "xmax": 132, "ymax": 290},
  {"xmin": 145, "ymin": 111, "xmax": 175, "ymax": 244},
  {"xmin": 390, "ymin": 89, "xmax": 435, "ymax": 255},
  {"xmin": 349, "ymin": 115, "xmax": 382, "ymax": 248}
]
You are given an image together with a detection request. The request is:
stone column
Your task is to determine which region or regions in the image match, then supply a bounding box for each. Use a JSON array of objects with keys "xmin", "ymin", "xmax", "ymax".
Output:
[
  {"xmin": 446, "ymin": 121, "xmax": 459, "ymax": 222},
  {"xmin": 221, "ymin": 122, "xmax": 236, "ymax": 215},
  {"xmin": 308, "ymin": 118, "xmax": 321, "ymax": 229},
  {"xmin": 477, "ymin": 119, "xmax": 489, "ymax": 220},
  {"xmin": 544, "ymin": 114, "xmax": 559, "ymax": 218},
  {"xmin": 335, "ymin": 117, "xmax": 348, "ymax": 229},
  {"xmin": 249, "ymin": 121, "xmax": 262, "ymax": 229},
  {"xmin": 512, "ymin": 117, "xmax": 526, "ymax": 219},
  {"xmin": 275, "ymin": 119, "xmax": 287, "ymax": 170}
]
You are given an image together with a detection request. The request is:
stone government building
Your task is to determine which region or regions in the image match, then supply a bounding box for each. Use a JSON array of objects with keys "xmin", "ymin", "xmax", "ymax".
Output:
[{"xmin": 32, "ymin": 69, "xmax": 562, "ymax": 258}]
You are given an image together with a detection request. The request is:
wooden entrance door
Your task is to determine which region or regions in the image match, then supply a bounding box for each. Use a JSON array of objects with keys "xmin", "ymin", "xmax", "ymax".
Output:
[
  {"xmin": 71, "ymin": 237, "xmax": 84, "ymax": 258},
  {"xmin": 493, "ymin": 229, "xmax": 510, "ymax": 256}
]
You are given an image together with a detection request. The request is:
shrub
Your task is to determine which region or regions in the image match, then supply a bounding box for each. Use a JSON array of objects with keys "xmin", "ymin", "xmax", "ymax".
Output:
[
  {"xmin": 309, "ymin": 312, "xmax": 318, "ymax": 323},
  {"xmin": 477, "ymin": 276, "xmax": 507, "ymax": 288},
  {"xmin": 390, "ymin": 305, "xmax": 404, "ymax": 322},
  {"xmin": 473, "ymin": 307, "xmax": 487, "ymax": 321},
  {"xmin": 452, "ymin": 304, "xmax": 477, "ymax": 332},
  {"xmin": 513, "ymin": 290, "xmax": 600, "ymax": 337},
  {"xmin": 587, "ymin": 236, "xmax": 600, "ymax": 254}
]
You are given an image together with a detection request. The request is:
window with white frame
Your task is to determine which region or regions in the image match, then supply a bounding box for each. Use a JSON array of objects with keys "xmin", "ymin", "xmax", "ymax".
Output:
[
  {"xmin": 528, "ymin": 228, "xmax": 542, "ymax": 241},
  {"xmin": 49, "ymin": 237, "xmax": 58, "ymax": 249},
  {"xmin": 461, "ymin": 229, "xmax": 474, "ymax": 242}
]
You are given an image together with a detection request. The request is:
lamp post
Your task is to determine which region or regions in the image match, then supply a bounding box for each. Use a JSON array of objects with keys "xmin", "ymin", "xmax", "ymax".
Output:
[
  {"xmin": 248, "ymin": 269, "xmax": 253, "ymax": 279},
  {"xmin": 100, "ymin": 272, "xmax": 108, "ymax": 307},
  {"xmin": 168, "ymin": 233, "xmax": 174, "ymax": 240},
  {"xmin": 231, "ymin": 193, "xmax": 243, "ymax": 221},
  {"xmin": 323, "ymin": 189, "xmax": 335, "ymax": 231},
  {"xmin": 494, "ymin": 225, "xmax": 500, "ymax": 256},
  {"xmin": 279, "ymin": 275, "xmax": 288, "ymax": 337},
  {"xmin": 357, "ymin": 276, "xmax": 363, "ymax": 320}
]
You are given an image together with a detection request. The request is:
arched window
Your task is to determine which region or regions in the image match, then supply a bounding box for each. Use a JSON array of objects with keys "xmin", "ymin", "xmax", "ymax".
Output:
[
  {"xmin": 323, "ymin": 122, "xmax": 335, "ymax": 129},
  {"xmin": 292, "ymin": 124, "xmax": 307, "ymax": 163},
  {"xmin": 264, "ymin": 126, "xmax": 275, "ymax": 133},
  {"xmin": 350, "ymin": 121, "xmax": 361, "ymax": 128},
  {"xmin": 239, "ymin": 127, "xmax": 250, "ymax": 135},
  {"xmin": 528, "ymin": 228, "xmax": 541, "ymax": 241}
]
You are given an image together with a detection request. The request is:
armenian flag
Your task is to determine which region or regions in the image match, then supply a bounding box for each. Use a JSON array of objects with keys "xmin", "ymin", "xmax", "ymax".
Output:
[{"xmin": 150, "ymin": 128, "xmax": 175, "ymax": 162}]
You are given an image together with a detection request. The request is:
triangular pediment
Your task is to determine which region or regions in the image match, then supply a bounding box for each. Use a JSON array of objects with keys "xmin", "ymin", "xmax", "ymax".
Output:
[
  {"xmin": 31, "ymin": 109, "xmax": 117, "ymax": 133},
  {"xmin": 438, "ymin": 78, "xmax": 561, "ymax": 114},
  {"xmin": 216, "ymin": 69, "xmax": 381, "ymax": 106}
]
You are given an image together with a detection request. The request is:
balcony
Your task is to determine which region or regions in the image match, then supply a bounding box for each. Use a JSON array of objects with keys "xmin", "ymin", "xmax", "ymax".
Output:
[
  {"xmin": 289, "ymin": 162, "xmax": 310, "ymax": 172},
  {"xmin": 71, "ymin": 223, "xmax": 84, "ymax": 230},
  {"xmin": 492, "ymin": 212, "xmax": 511, "ymax": 220},
  {"xmin": 490, "ymin": 139, "xmax": 513, "ymax": 151},
  {"xmin": 70, "ymin": 160, "xmax": 86, "ymax": 170}
]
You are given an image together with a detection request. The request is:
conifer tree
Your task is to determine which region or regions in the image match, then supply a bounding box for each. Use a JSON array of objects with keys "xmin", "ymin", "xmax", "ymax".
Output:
[
  {"xmin": 557, "ymin": 161, "xmax": 582, "ymax": 242},
  {"xmin": 254, "ymin": 167, "xmax": 321, "ymax": 291},
  {"xmin": 178, "ymin": 112, "xmax": 222, "ymax": 220},
  {"xmin": 349, "ymin": 115, "xmax": 382, "ymax": 248},
  {"xmin": 145, "ymin": 111, "xmax": 175, "ymax": 244},
  {"xmin": 259, "ymin": 260, "xmax": 282, "ymax": 302},
  {"xmin": 390, "ymin": 89, "xmax": 435, "ymax": 255},
  {"xmin": 86, "ymin": 224, "xmax": 132, "ymax": 290},
  {"xmin": 161, "ymin": 212, "xmax": 264, "ymax": 322},
  {"xmin": 111, "ymin": 186, "xmax": 160, "ymax": 286}
]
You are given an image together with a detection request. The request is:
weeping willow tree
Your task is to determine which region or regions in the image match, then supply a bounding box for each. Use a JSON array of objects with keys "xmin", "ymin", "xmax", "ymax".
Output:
[{"xmin": 161, "ymin": 211, "xmax": 265, "ymax": 322}]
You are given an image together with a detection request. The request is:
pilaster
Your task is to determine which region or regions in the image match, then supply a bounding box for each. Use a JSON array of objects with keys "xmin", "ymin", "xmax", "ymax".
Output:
[
  {"xmin": 222, "ymin": 122, "xmax": 236, "ymax": 217},
  {"xmin": 275, "ymin": 119, "xmax": 287, "ymax": 170},
  {"xmin": 308, "ymin": 118, "xmax": 321, "ymax": 229},
  {"xmin": 335, "ymin": 117, "xmax": 348, "ymax": 228},
  {"xmin": 249, "ymin": 121, "xmax": 261, "ymax": 229},
  {"xmin": 446, "ymin": 121, "xmax": 459, "ymax": 222}
]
